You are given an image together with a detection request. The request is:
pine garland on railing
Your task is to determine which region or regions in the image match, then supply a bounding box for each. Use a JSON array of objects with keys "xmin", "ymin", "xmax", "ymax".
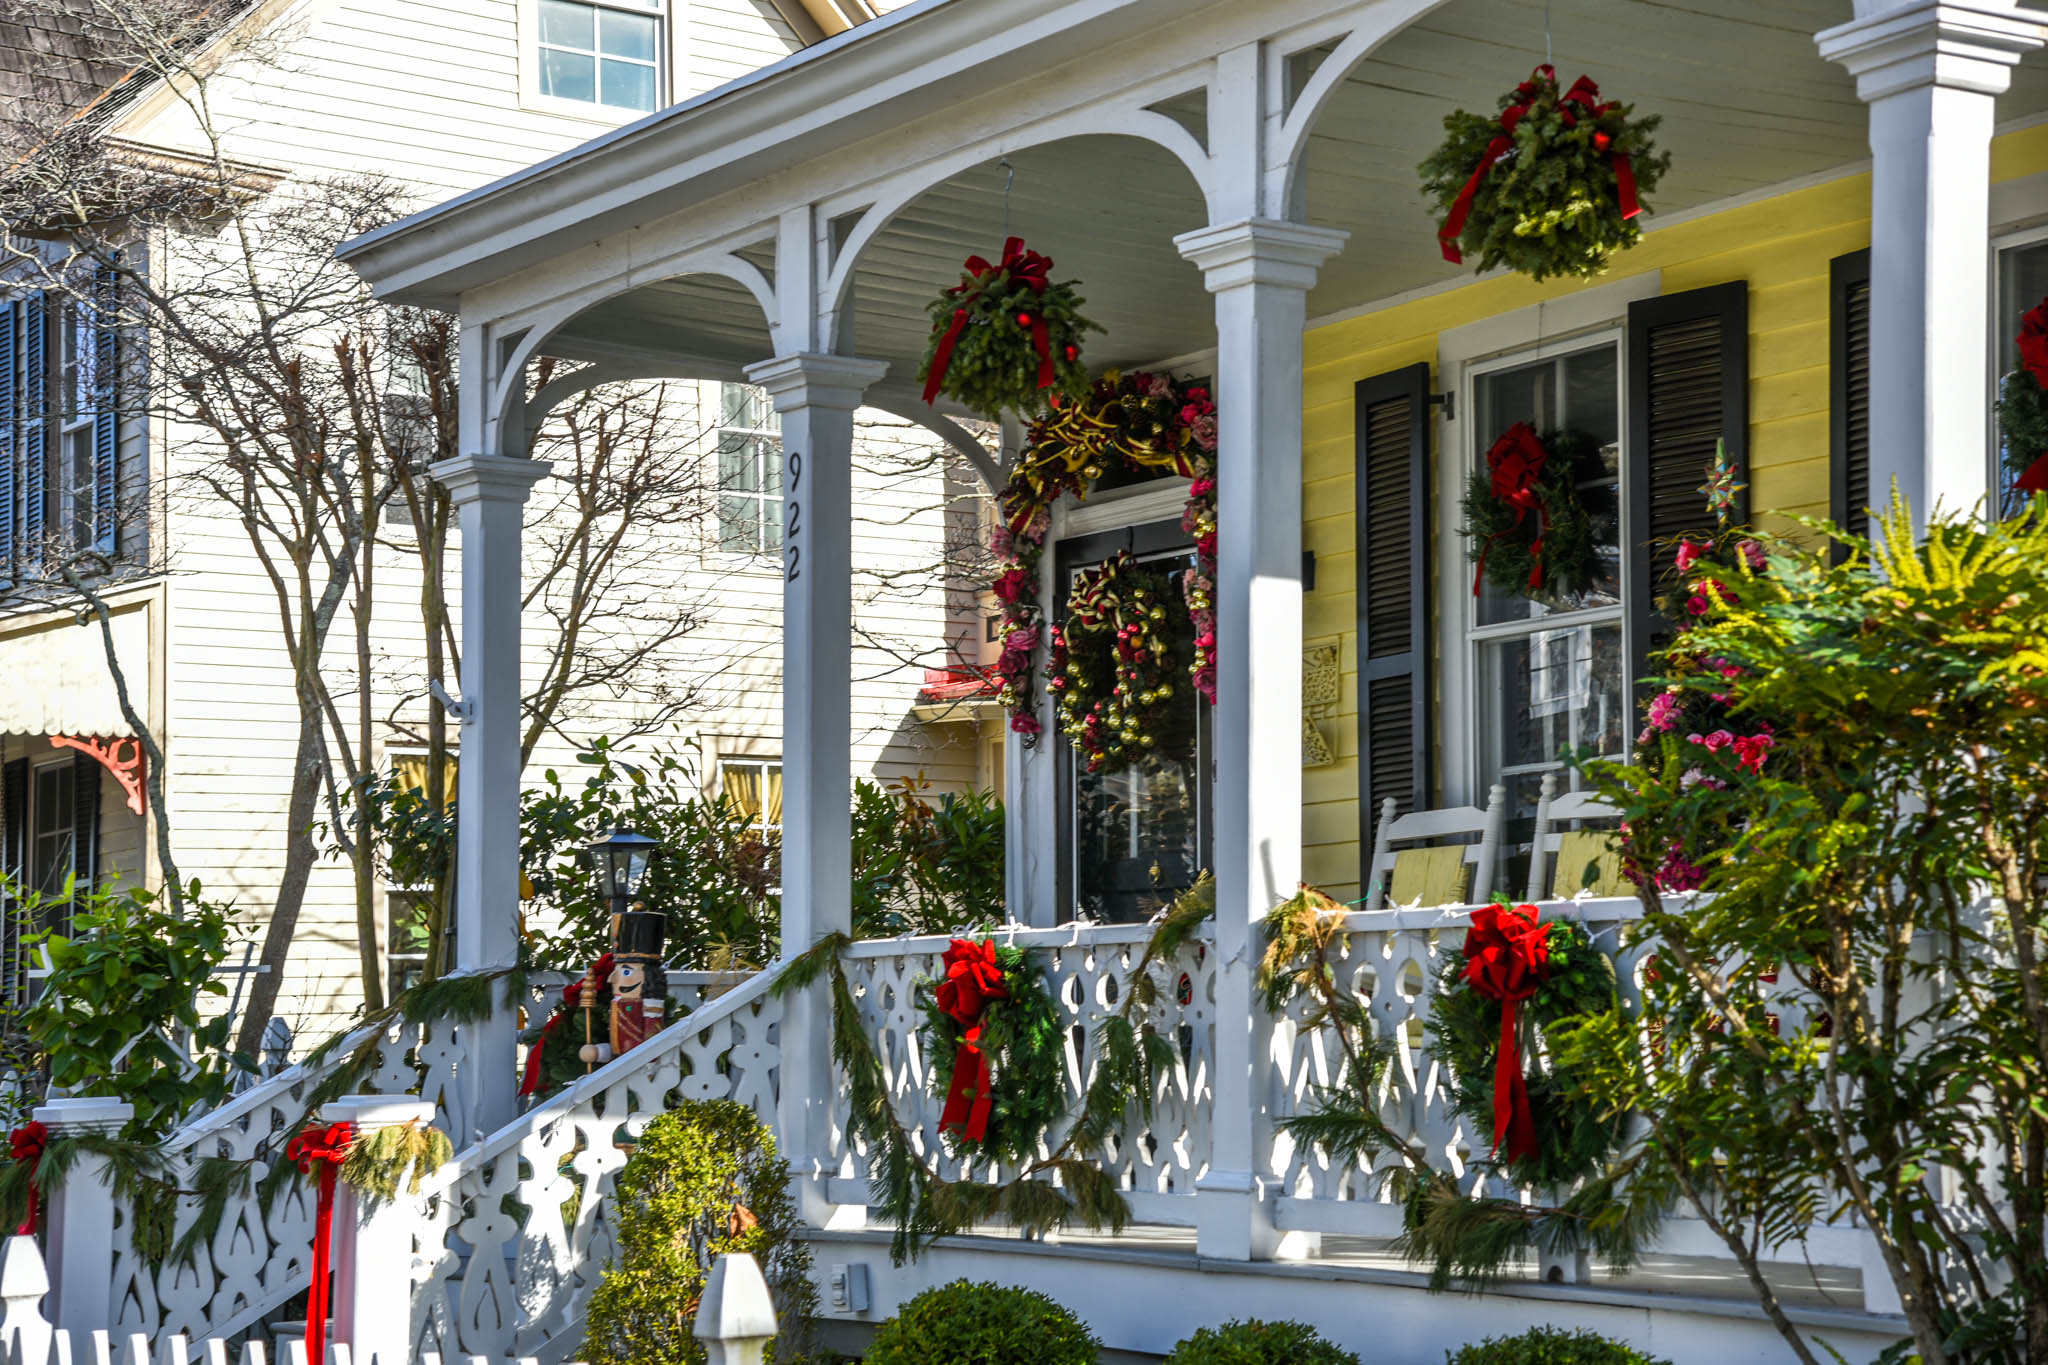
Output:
[
  {"xmin": 1257, "ymin": 886, "xmax": 1666, "ymax": 1290},
  {"xmin": 771, "ymin": 878, "xmax": 1213, "ymax": 1264}
]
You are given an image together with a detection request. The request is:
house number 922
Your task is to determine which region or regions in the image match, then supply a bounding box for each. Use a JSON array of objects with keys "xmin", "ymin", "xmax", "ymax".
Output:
[{"xmin": 785, "ymin": 449, "xmax": 802, "ymax": 582}]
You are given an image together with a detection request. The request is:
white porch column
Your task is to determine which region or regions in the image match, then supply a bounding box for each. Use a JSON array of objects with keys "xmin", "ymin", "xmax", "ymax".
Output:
[
  {"xmin": 1819, "ymin": 1, "xmax": 2046, "ymax": 526},
  {"xmin": 744, "ymin": 351, "xmax": 888, "ymax": 1225},
  {"xmin": 1175, "ymin": 218, "xmax": 1346, "ymax": 1262},
  {"xmin": 435, "ymin": 451, "xmax": 551, "ymax": 1139}
]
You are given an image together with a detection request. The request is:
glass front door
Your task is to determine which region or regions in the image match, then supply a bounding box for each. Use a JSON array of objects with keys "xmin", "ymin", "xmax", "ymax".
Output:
[{"xmin": 1057, "ymin": 522, "xmax": 1211, "ymax": 923}]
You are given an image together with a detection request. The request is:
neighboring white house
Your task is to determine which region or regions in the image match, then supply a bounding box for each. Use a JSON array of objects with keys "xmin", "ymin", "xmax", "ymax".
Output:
[{"xmin": 0, "ymin": 0, "xmax": 996, "ymax": 1042}]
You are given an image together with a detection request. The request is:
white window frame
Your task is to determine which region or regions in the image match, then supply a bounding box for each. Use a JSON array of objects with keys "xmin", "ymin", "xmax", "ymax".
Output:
[
  {"xmin": 517, "ymin": 0, "xmax": 672, "ymax": 123},
  {"xmin": 713, "ymin": 381, "xmax": 784, "ymax": 563},
  {"xmin": 1431, "ymin": 274, "xmax": 1660, "ymax": 811}
]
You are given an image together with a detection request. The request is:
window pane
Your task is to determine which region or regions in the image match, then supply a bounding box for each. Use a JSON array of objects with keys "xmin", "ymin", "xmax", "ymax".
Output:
[
  {"xmin": 760, "ymin": 495, "xmax": 783, "ymax": 552},
  {"xmin": 719, "ymin": 495, "xmax": 760, "ymax": 552},
  {"xmin": 597, "ymin": 8, "xmax": 658, "ymax": 60},
  {"xmin": 599, "ymin": 57, "xmax": 656, "ymax": 111},
  {"xmin": 721, "ymin": 382, "xmax": 776, "ymax": 432},
  {"xmin": 1998, "ymin": 241, "xmax": 2048, "ymax": 515},
  {"xmin": 539, "ymin": 47, "xmax": 596, "ymax": 103},
  {"xmin": 1478, "ymin": 620, "xmax": 1625, "ymax": 819},
  {"xmin": 721, "ymin": 444, "xmax": 760, "ymax": 494},
  {"xmin": 1473, "ymin": 345, "xmax": 1622, "ymax": 625},
  {"xmin": 538, "ymin": 0, "xmax": 594, "ymax": 47}
]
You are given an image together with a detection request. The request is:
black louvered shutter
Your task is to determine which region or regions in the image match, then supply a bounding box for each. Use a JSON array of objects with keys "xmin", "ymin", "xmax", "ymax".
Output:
[
  {"xmin": 1830, "ymin": 250, "xmax": 1872, "ymax": 549},
  {"xmin": 0, "ymin": 300, "xmax": 15, "ymax": 588},
  {"xmin": 1, "ymin": 759, "xmax": 25, "ymax": 1008},
  {"xmin": 1626, "ymin": 282, "xmax": 1749, "ymax": 694},
  {"xmin": 70, "ymin": 752, "xmax": 99, "ymax": 923},
  {"xmin": 91, "ymin": 264, "xmax": 119, "ymax": 555},
  {"xmin": 20, "ymin": 291, "xmax": 46, "ymax": 565},
  {"xmin": 1355, "ymin": 362, "xmax": 1432, "ymax": 841}
]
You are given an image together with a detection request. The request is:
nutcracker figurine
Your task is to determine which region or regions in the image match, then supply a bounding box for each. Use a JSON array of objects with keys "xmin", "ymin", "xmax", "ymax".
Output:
[{"xmin": 608, "ymin": 907, "xmax": 668, "ymax": 1056}]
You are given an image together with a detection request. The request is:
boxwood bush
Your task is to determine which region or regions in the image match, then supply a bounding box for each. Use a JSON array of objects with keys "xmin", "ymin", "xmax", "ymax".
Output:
[
  {"xmin": 581, "ymin": 1099, "xmax": 817, "ymax": 1365},
  {"xmin": 863, "ymin": 1279, "xmax": 1099, "ymax": 1365},
  {"xmin": 1166, "ymin": 1319, "xmax": 1359, "ymax": 1364},
  {"xmin": 1448, "ymin": 1327, "xmax": 1671, "ymax": 1365}
]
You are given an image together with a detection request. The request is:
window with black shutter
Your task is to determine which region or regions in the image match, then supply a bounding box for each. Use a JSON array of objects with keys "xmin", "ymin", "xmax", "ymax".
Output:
[
  {"xmin": 1831, "ymin": 250, "xmax": 1872, "ymax": 547},
  {"xmin": 0, "ymin": 758, "xmax": 24, "ymax": 1007},
  {"xmin": 1355, "ymin": 362, "xmax": 1431, "ymax": 841},
  {"xmin": 1625, "ymin": 281, "xmax": 1749, "ymax": 696}
]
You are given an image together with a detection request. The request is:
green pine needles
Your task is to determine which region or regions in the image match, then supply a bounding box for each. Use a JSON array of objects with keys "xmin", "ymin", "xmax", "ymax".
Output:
[
  {"xmin": 1420, "ymin": 65, "xmax": 1670, "ymax": 281},
  {"xmin": 915, "ymin": 238, "xmax": 1098, "ymax": 419},
  {"xmin": 770, "ymin": 876, "xmax": 1212, "ymax": 1263},
  {"xmin": 1460, "ymin": 426, "xmax": 1610, "ymax": 607},
  {"xmin": 918, "ymin": 943, "xmax": 1067, "ymax": 1167}
]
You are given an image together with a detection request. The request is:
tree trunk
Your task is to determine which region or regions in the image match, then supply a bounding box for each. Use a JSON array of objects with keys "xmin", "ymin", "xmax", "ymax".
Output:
[
  {"xmin": 234, "ymin": 710, "xmax": 326, "ymax": 1059},
  {"xmin": 353, "ymin": 452, "xmax": 385, "ymax": 1013}
]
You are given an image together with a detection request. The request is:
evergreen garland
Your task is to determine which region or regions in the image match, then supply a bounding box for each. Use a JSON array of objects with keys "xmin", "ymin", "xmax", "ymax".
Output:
[
  {"xmin": 1258, "ymin": 886, "xmax": 1663, "ymax": 1290},
  {"xmin": 1460, "ymin": 424, "xmax": 1608, "ymax": 607},
  {"xmin": 770, "ymin": 877, "xmax": 1213, "ymax": 1264},
  {"xmin": 919, "ymin": 942, "xmax": 1068, "ymax": 1167},
  {"xmin": 1420, "ymin": 65, "xmax": 1670, "ymax": 282},
  {"xmin": 916, "ymin": 236, "xmax": 1097, "ymax": 419},
  {"xmin": 340, "ymin": 1119, "xmax": 452, "ymax": 1205}
]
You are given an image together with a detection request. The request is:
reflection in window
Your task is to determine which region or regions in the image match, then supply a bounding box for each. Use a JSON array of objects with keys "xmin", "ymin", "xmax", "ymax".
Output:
[
  {"xmin": 538, "ymin": 0, "xmax": 664, "ymax": 112},
  {"xmin": 1469, "ymin": 344, "xmax": 1626, "ymax": 819},
  {"xmin": 1996, "ymin": 238, "xmax": 2048, "ymax": 517}
]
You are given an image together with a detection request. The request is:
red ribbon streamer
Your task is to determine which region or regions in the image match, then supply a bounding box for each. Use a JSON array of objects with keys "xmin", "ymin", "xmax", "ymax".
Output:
[
  {"xmin": 286, "ymin": 1120, "xmax": 357, "ymax": 1365},
  {"xmin": 1473, "ymin": 422, "xmax": 1552, "ymax": 596},
  {"xmin": 1439, "ymin": 66, "xmax": 1639, "ymax": 263},
  {"xmin": 1461, "ymin": 903, "xmax": 1554, "ymax": 1165},
  {"xmin": 519, "ymin": 953, "xmax": 615, "ymax": 1097},
  {"xmin": 9, "ymin": 1122, "xmax": 47, "ymax": 1236},
  {"xmin": 934, "ymin": 938, "xmax": 1009, "ymax": 1142},
  {"xmin": 921, "ymin": 236, "xmax": 1056, "ymax": 405}
]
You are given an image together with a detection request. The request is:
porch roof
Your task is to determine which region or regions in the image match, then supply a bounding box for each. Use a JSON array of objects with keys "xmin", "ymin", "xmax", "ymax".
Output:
[{"xmin": 340, "ymin": 0, "xmax": 2048, "ymax": 397}]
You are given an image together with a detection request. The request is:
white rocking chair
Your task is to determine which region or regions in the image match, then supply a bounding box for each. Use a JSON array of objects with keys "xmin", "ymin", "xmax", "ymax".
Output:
[
  {"xmin": 1363, "ymin": 784, "xmax": 1508, "ymax": 911},
  {"xmin": 1525, "ymin": 771, "xmax": 1629, "ymax": 902}
]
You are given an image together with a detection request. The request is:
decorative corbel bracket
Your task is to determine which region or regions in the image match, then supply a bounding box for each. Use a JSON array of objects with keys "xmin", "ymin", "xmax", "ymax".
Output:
[{"xmin": 49, "ymin": 735, "xmax": 146, "ymax": 816}]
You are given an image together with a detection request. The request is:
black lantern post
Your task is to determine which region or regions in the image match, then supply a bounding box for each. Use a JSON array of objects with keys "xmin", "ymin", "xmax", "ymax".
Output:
[{"xmin": 583, "ymin": 829, "xmax": 666, "ymax": 1057}]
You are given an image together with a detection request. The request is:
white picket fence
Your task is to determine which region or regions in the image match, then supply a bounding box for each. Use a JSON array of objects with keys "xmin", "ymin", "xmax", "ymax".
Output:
[{"xmin": 0, "ymin": 1228, "xmax": 778, "ymax": 1365}]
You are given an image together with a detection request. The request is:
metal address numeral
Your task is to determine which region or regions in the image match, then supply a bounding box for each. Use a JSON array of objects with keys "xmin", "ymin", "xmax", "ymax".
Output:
[{"xmin": 785, "ymin": 449, "xmax": 803, "ymax": 581}]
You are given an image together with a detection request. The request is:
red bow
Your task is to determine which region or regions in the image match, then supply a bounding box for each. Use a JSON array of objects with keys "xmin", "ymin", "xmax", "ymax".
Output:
[
  {"xmin": 1439, "ymin": 66, "xmax": 1640, "ymax": 265},
  {"xmin": 1461, "ymin": 903, "xmax": 1554, "ymax": 1164},
  {"xmin": 9, "ymin": 1121, "xmax": 47, "ymax": 1236},
  {"xmin": 286, "ymin": 1120, "xmax": 357, "ymax": 1365},
  {"xmin": 1473, "ymin": 422, "xmax": 1552, "ymax": 596},
  {"xmin": 519, "ymin": 954, "xmax": 615, "ymax": 1096},
  {"xmin": 935, "ymin": 938, "xmax": 1009, "ymax": 1143},
  {"xmin": 923, "ymin": 237, "xmax": 1057, "ymax": 405}
]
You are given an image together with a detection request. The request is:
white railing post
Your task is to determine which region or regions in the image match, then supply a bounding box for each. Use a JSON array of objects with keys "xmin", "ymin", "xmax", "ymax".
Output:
[
  {"xmin": 691, "ymin": 1253, "xmax": 776, "ymax": 1365},
  {"xmin": 35, "ymin": 1096, "xmax": 132, "ymax": 1334},
  {"xmin": 325, "ymin": 1096, "xmax": 437, "ymax": 1365},
  {"xmin": 0, "ymin": 1233, "xmax": 56, "ymax": 1365}
]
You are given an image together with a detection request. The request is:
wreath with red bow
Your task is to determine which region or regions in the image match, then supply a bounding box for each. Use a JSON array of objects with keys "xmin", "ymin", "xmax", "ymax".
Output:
[
  {"xmin": 920, "ymin": 937, "xmax": 1066, "ymax": 1165},
  {"xmin": 1420, "ymin": 65, "xmax": 1669, "ymax": 281},
  {"xmin": 917, "ymin": 236, "xmax": 1099, "ymax": 419},
  {"xmin": 1460, "ymin": 423, "xmax": 1607, "ymax": 606},
  {"xmin": 1048, "ymin": 551, "xmax": 1194, "ymax": 774},
  {"xmin": 1997, "ymin": 297, "xmax": 2048, "ymax": 514},
  {"xmin": 1430, "ymin": 901, "xmax": 1624, "ymax": 1188},
  {"xmin": 990, "ymin": 370, "xmax": 1218, "ymax": 741}
]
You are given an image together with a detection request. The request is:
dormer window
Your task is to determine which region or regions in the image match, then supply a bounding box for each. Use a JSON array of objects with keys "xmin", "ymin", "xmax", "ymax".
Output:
[{"xmin": 536, "ymin": 0, "xmax": 665, "ymax": 113}]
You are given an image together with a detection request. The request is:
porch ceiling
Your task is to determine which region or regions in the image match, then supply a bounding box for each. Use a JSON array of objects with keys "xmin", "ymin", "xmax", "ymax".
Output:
[{"xmin": 390, "ymin": 0, "xmax": 2048, "ymax": 391}]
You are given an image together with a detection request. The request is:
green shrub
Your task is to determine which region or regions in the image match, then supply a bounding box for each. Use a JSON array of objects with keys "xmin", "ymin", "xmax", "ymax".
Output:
[
  {"xmin": 1447, "ymin": 1327, "xmax": 1671, "ymax": 1365},
  {"xmin": 863, "ymin": 1279, "xmax": 1099, "ymax": 1365},
  {"xmin": 1166, "ymin": 1319, "xmax": 1359, "ymax": 1365},
  {"xmin": 581, "ymin": 1100, "xmax": 817, "ymax": 1365}
]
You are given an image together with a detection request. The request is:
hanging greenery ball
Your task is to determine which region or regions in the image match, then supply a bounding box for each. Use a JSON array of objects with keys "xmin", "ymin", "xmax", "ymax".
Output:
[
  {"xmin": 1460, "ymin": 423, "xmax": 1608, "ymax": 607},
  {"xmin": 1420, "ymin": 65, "xmax": 1670, "ymax": 281},
  {"xmin": 917, "ymin": 236, "xmax": 1099, "ymax": 420}
]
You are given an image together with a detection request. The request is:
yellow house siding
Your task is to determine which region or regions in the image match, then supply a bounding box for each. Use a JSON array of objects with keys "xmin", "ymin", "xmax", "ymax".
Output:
[{"xmin": 1298, "ymin": 129, "xmax": 2048, "ymax": 895}]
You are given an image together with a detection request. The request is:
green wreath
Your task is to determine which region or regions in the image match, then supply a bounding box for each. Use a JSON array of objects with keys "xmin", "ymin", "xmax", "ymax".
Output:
[
  {"xmin": 1429, "ymin": 910, "xmax": 1624, "ymax": 1189},
  {"xmin": 1460, "ymin": 424, "xmax": 1607, "ymax": 607},
  {"xmin": 919, "ymin": 937, "xmax": 1068, "ymax": 1166},
  {"xmin": 917, "ymin": 236, "xmax": 1097, "ymax": 419},
  {"xmin": 1420, "ymin": 64, "xmax": 1670, "ymax": 281},
  {"xmin": 1048, "ymin": 550, "xmax": 1188, "ymax": 773}
]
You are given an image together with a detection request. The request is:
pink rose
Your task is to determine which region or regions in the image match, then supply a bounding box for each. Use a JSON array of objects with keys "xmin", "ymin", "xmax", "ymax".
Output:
[
  {"xmin": 1010, "ymin": 713, "xmax": 1042, "ymax": 736},
  {"xmin": 1738, "ymin": 540, "xmax": 1765, "ymax": 571},
  {"xmin": 1675, "ymin": 541, "xmax": 1706, "ymax": 573},
  {"xmin": 993, "ymin": 566, "xmax": 1030, "ymax": 603},
  {"xmin": 1646, "ymin": 691, "xmax": 1681, "ymax": 733},
  {"xmin": 1733, "ymin": 732, "xmax": 1775, "ymax": 775},
  {"xmin": 1685, "ymin": 595, "xmax": 1711, "ymax": 617}
]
